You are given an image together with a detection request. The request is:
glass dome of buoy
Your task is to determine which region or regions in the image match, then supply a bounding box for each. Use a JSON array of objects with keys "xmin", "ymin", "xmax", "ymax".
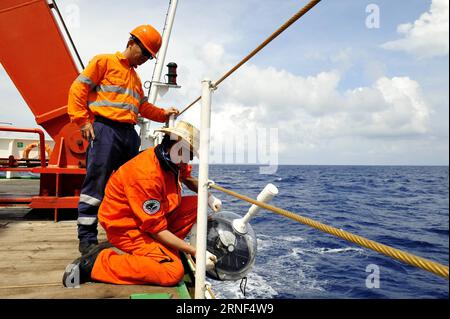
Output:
[{"xmin": 206, "ymin": 211, "xmax": 257, "ymax": 281}]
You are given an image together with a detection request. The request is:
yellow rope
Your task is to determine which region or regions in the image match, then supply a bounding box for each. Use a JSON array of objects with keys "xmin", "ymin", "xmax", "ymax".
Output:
[
  {"xmin": 176, "ymin": 0, "xmax": 322, "ymax": 117},
  {"xmin": 209, "ymin": 183, "xmax": 449, "ymax": 279}
]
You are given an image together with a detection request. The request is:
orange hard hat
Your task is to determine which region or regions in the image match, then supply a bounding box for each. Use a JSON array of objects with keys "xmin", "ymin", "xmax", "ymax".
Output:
[{"xmin": 130, "ymin": 25, "xmax": 162, "ymax": 58}]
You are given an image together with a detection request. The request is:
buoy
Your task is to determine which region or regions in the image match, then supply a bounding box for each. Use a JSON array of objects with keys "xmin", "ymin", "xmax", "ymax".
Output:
[{"xmin": 204, "ymin": 184, "xmax": 279, "ymax": 281}]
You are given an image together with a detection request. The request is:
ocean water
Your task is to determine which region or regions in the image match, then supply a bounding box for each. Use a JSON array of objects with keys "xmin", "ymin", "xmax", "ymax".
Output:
[{"xmin": 193, "ymin": 165, "xmax": 449, "ymax": 299}]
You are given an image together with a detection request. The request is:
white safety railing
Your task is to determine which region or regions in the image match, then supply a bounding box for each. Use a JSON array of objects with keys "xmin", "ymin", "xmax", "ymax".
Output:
[{"xmin": 194, "ymin": 79, "xmax": 213, "ymax": 299}]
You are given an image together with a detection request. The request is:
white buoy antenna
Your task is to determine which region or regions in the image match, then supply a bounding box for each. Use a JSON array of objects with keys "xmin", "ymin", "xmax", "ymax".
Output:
[{"xmin": 232, "ymin": 183, "xmax": 279, "ymax": 234}]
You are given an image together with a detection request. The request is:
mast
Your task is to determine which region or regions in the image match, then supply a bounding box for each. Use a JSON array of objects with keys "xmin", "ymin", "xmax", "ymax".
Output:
[{"xmin": 139, "ymin": 0, "xmax": 179, "ymax": 150}]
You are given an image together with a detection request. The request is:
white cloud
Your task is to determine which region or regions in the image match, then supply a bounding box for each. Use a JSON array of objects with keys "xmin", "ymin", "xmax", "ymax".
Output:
[
  {"xmin": 216, "ymin": 61, "xmax": 430, "ymax": 139},
  {"xmin": 382, "ymin": 0, "xmax": 449, "ymax": 58},
  {"xmin": 220, "ymin": 65, "xmax": 342, "ymax": 117},
  {"xmin": 369, "ymin": 77, "xmax": 430, "ymax": 136},
  {"xmin": 189, "ymin": 44, "xmax": 433, "ymax": 164}
]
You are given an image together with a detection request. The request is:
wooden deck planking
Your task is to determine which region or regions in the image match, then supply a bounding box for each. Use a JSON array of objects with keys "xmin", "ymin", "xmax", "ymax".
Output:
[{"xmin": 0, "ymin": 219, "xmax": 184, "ymax": 299}]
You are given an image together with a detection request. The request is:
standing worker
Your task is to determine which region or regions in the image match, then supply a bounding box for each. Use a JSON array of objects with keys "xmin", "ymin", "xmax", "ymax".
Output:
[
  {"xmin": 68, "ymin": 24, "xmax": 180, "ymax": 255},
  {"xmin": 63, "ymin": 121, "xmax": 222, "ymax": 287}
]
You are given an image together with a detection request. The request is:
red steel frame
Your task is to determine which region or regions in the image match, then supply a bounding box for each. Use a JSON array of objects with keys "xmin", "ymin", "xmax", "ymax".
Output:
[
  {"xmin": 0, "ymin": 127, "xmax": 85, "ymax": 221},
  {"xmin": 0, "ymin": 127, "xmax": 46, "ymax": 168},
  {"xmin": 0, "ymin": 0, "xmax": 89, "ymax": 221}
]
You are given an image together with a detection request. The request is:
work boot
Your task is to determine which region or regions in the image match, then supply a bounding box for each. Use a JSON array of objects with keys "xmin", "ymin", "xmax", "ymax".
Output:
[
  {"xmin": 63, "ymin": 241, "xmax": 112, "ymax": 287},
  {"xmin": 79, "ymin": 240, "xmax": 98, "ymax": 255}
]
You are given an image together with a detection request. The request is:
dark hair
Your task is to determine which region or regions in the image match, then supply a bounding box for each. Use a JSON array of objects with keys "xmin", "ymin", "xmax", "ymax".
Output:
[
  {"xmin": 127, "ymin": 35, "xmax": 143, "ymax": 49},
  {"xmin": 161, "ymin": 134, "xmax": 179, "ymax": 150}
]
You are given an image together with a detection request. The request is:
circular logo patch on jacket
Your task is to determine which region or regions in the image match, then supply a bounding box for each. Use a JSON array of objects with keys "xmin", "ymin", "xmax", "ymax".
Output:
[{"xmin": 143, "ymin": 199, "xmax": 160, "ymax": 215}]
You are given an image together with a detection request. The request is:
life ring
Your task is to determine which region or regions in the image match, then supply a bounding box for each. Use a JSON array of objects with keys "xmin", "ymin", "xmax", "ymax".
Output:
[{"xmin": 22, "ymin": 142, "xmax": 52, "ymax": 159}]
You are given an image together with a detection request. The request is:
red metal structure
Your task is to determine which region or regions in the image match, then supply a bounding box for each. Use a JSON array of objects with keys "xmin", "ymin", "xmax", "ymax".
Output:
[{"xmin": 0, "ymin": 0, "xmax": 88, "ymax": 220}]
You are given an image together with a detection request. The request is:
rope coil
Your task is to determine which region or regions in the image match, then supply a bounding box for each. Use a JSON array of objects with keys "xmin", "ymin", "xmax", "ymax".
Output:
[
  {"xmin": 177, "ymin": 0, "xmax": 322, "ymax": 117},
  {"xmin": 209, "ymin": 183, "xmax": 449, "ymax": 279}
]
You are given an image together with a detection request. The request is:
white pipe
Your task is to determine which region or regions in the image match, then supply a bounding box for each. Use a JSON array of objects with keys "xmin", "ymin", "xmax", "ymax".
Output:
[
  {"xmin": 148, "ymin": 0, "xmax": 178, "ymax": 104},
  {"xmin": 168, "ymin": 114, "xmax": 175, "ymax": 128},
  {"xmin": 139, "ymin": 0, "xmax": 179, "ymax": 148},
  {"xmin": 232, "ymin": 183, "xmax": 279, "ymax": 234},
  {"xmin": 195, "ymin": 79, "xmax": 212, "ymax": 299}
]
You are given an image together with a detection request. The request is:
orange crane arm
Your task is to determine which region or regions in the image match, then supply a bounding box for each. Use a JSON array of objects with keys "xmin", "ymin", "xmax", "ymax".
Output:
[
  {"xmin": 0, "ymin": 0, "xmax": 88, "ymax": 169},
  {"xmin": 0, "ymin": 0, "xmax": 79, "ymax": 139}
]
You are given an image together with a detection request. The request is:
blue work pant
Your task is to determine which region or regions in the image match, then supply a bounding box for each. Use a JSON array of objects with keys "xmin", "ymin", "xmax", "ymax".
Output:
[{"xmin": 77, "ymin": 119, "xmax": 140, "ymax": 244}]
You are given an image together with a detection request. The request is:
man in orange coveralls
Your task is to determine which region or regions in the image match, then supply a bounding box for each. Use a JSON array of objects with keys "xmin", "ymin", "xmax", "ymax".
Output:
[
  {"xmin": 68, "ymin": 24, "xmax": 180, "ymax": 255},
  {"xmin": 63, "ymin": 121, "xmax": 221, "ymax": 287}
]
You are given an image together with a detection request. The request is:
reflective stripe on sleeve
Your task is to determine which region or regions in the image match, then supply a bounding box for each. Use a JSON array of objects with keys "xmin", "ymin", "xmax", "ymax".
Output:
[
  {"xmin": 76, "ymin": 74, "xmax": 96, "ymax": 89},
  {"xmin": 140, "ymin": 96, "xmax": 149, "ymax": 105}
]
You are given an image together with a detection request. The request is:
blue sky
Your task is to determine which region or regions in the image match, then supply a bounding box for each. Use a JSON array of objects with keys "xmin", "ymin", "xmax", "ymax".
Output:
[{"xmin": 1, "ymin": 0, "xmax": 448, "ymax": 165}]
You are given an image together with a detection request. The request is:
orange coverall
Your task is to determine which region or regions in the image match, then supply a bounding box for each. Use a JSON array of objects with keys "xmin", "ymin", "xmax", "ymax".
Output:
[
  {"xmin": 91, "ymin": 147, "xmax": 197, "ymax": 286},
  {"xmin": 68, "ymin": 51, "xmax": 167, "ymax": 127}
]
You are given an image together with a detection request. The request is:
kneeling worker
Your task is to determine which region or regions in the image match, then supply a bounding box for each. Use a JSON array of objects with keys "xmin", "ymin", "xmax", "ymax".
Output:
[{"xmin": 63, "ymin": 121, "xmax": 222, "ymax": 287}]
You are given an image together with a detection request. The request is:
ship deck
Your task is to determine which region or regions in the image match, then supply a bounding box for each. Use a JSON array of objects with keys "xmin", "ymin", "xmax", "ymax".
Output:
[{"xmin": 0, "ymin": 179, "xmax": 192, "ymax": 299}]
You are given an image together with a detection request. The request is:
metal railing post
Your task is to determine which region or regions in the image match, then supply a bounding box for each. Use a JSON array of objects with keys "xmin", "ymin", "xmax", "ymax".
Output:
[{"xmin": 194, "ymin": 79, "xmax": 212, "ymax": 299}]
